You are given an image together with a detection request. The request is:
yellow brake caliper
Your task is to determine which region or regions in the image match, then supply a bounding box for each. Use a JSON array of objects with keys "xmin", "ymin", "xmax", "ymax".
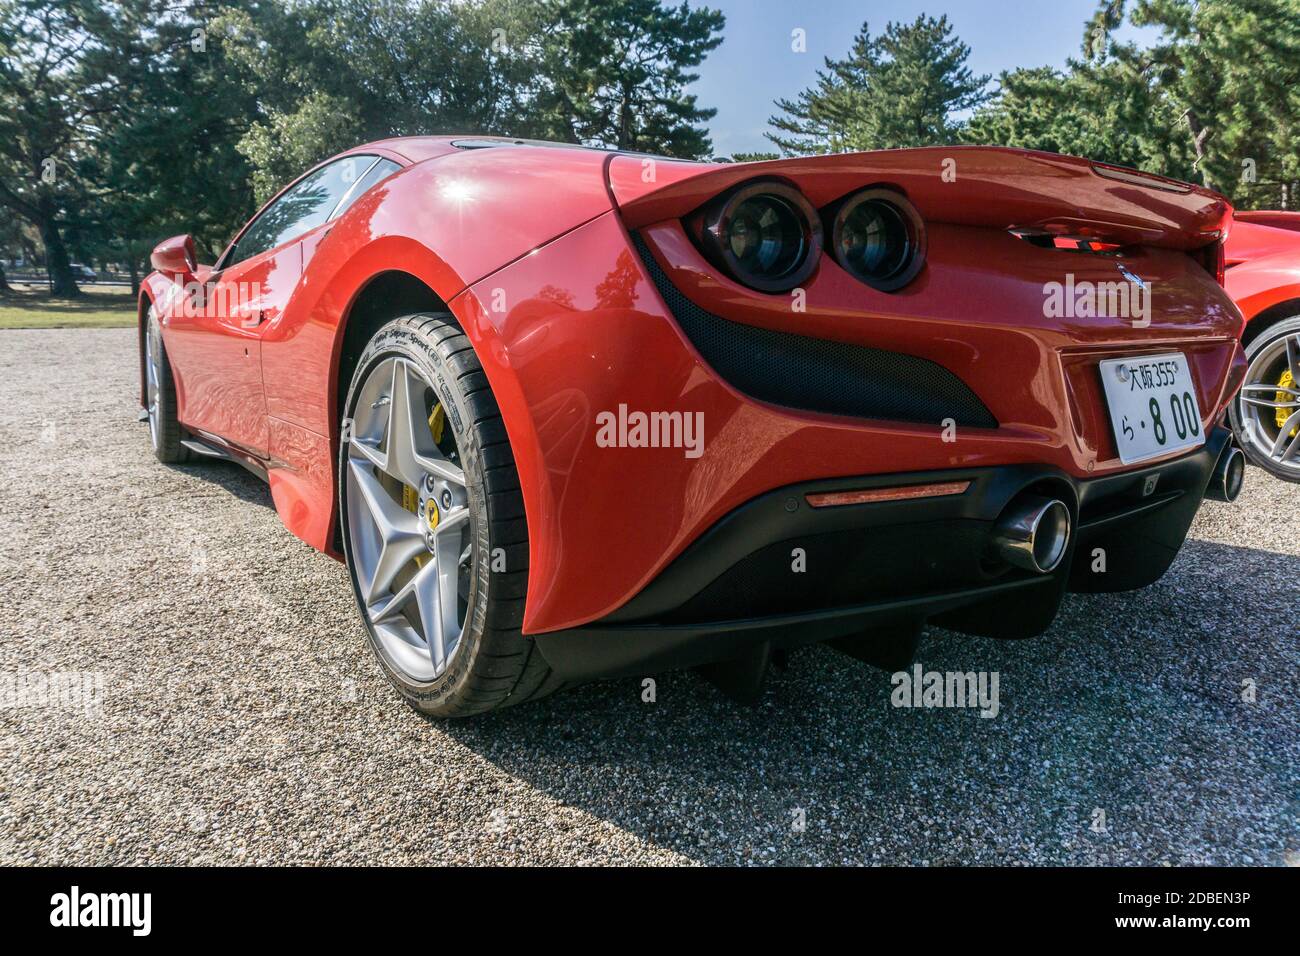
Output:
[
  {"xmin": 403, "ymin": 404, "xmax": 448, "ymax": 566},
  {"xmin": 1277, "ymin": 369, "xmax": 1297, "ymax": 437}
]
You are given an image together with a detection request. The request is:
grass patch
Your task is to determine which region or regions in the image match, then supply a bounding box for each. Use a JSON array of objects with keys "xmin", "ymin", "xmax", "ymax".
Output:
[{"xmin": 0, "ymin": 286, "xmax": 137, "ymax": 329}]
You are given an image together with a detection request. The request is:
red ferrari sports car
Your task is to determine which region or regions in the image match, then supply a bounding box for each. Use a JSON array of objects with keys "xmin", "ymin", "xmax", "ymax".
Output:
[
  {"xmin": 139, "ymin": 138, "xmax": 1247, "ymax": 716},
  {"xmin": 1224, "ymin": 210, "xmax": 1300, "ymax": 480}
]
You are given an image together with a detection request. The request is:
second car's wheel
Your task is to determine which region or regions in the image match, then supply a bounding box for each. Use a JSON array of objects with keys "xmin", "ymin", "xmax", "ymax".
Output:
[
  {"xmin": 1231, "ymin": 316, "xmax": 1300, "ymax": 481},
  {"xmin": 339, "ymin": 313, "xmax": 562, "ymax": 717},
  {"xmin": 143, "ymin": 306, "xmax": 193, "ymax": 464}
]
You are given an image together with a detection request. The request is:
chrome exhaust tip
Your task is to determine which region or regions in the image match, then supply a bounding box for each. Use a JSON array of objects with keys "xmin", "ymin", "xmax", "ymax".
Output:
[
  {"xmin": 1207, "ymin": 445, "xmax": 1245, "ymax": 502},
  {"xmin": 992, "ymin": 495, "xmax": 1071, "ymax": 574}
]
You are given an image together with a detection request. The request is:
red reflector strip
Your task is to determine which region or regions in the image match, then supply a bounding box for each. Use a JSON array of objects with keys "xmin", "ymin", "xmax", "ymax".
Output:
[{"xmin": 805, "ymin": 480, "xmax": 971, "ymax": 508}]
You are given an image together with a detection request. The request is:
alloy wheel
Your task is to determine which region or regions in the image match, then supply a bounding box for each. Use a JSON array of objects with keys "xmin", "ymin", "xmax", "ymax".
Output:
[
  {"xmin": 344, "ymin": 356, "xmax": 474, "ymax": 682},
  {"xmin": 1236, "ymin": 329, "xmax": 1300, "ymax": 477}
]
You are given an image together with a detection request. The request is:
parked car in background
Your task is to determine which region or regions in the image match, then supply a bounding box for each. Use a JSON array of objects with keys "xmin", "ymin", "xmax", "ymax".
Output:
[
  {"xmin": 1225, "ymin": 211, "xmax": 1300, "ymax": 480},
  {"xmin": 70, "ymin": 263, "xmax": 98, "ymax": 281}
]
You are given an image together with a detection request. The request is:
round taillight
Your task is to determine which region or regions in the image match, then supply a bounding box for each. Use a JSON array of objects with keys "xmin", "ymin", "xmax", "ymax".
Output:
[
  {"xmin": 701, "ymin": 181, "xmax": 821, "ymax": 293},
  {"xmin": 831, "ymin": 190, "xmax": 926, "ymax": 291}
]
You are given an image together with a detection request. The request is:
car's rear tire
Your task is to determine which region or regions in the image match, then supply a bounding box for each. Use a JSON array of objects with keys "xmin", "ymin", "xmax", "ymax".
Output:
[
  {"xmin": 1230, "ymin": 315, "xmax": 1300, "ymax": 481},
  {"xmin": 338, "ymin": 313, "xmax": 562, "ymax": 717},
  {"xmin": 143, "ymin": 306, "xmax": 194, "ymax": 464}
]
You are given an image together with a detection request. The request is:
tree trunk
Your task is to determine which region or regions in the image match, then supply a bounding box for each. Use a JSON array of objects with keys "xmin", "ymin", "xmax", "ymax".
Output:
[
  {"xmin": 37, "ymin": 197, "xmax": 80, "ymax": 298},
  {"xmin": 128, "ymin": 249, "xmax": 140, "ymax": 296},
  {"xmin": 617, "ymin": 83, "xmax": 635, "ymax": 150},
  {"xmin": 1182, "ymin": 108, "xmax": 1214, "ymax": 191},
  {"xmin": 0, "ymin": 258, "xmax": 11, "ymax": 294}
]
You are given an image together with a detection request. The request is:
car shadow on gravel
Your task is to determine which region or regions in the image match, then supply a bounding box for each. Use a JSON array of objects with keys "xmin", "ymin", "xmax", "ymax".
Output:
[
  {"xmin": 173, "ymin": 458, "xmax": 276, "ymax": 509},
  {"xmin": 431, "ymin": 536, "xmax": 1298, "ymax": 865}
]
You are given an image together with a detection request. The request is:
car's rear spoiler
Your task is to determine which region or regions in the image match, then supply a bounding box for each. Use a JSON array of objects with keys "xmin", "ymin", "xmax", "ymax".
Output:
[
  {"xmin": 608, "ymin": 146, "xmax": 1231, "ymax": 251},
  {"xmin": 1233, "ymin": 209, "xmax": 1300, "ymax": 233}
]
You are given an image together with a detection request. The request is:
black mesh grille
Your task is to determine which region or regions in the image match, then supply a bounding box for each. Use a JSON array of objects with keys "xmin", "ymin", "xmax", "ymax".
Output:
[{"xmin": 633, "ymin": 233, "xmax": 997, "ymax": 429}]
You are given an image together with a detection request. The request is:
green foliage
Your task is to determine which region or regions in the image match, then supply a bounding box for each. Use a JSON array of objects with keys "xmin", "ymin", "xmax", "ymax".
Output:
[
  {"xmin": 237, "ymin": 92, "xmax": 364, "ymax": 206},
  {"xmin": 0, "ymin": 1, "xmax": 257, "ymax": 288},
  {"xmin": 92, "ymin": 3, "xmax": 259, "ymax": 264},
  {"xmin": 767, "ymin": 15, "xmax": 991, "ymax": 155},
  {"xmin": 221, "ymin": 0, "xmax": 726, "ymax": 202},
  {"xmin": 216, "ymin": 0, "xmax": 532, "ymax": 201},
  {"xmin": 0, "ymin": 0, "xmax": 144, "ymax": 294},
  {"xmin": 1, "ymin": 0, "xmax": 726, "ymax": 292},
  {"xmin": 726, "ymin": 152, "xmax": 781, "ymax": 163},
  {"xmin": 530, "ymin": 0, "xmax": 725, "ymax": 157},
  {"xmin": 6, "ymin": 0, "xmax": 1300, "ymax": 297},
  {"xmin": 969, "ymin": 0, "xmax": 1300, "ymax": 204},
  {"xmin": 1096, "ymin": 0, "xmax": 1300, "ymax": 201},
  {"xmin": 964, "ymin": 62, "xmax": 1196, "ymax": 181}
]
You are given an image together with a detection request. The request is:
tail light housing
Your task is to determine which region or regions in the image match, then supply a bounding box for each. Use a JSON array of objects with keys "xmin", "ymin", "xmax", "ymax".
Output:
[
  {"xmin": 829, "ymin": 189, "xmax": 927, "ymax": 292},
  {"xmin": 698, "ymin": 181, "xmax": 821, "ymax": 293}
]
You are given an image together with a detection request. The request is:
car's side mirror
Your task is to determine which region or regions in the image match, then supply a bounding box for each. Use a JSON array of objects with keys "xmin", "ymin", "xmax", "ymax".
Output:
[{"xmin": 151, "ymin": 235, "xmax": 197, "ymax": 280}]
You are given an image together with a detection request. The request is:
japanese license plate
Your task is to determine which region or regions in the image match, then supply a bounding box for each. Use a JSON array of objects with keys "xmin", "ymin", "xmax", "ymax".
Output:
[{"xmin": 1098, "ymin": 353, "xmax": 1205, "ymax": 465}]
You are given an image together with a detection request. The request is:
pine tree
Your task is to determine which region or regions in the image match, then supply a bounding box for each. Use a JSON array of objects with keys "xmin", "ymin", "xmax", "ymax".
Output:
[
  {"xmin": 973, "ymin": 0, "xmax": 1300, "ymax": 204},
  {"xmin": 964, "ymin": 62, "xmax": 1196, "ymax": 181},
  {"xmin": 534, "ymin": 0, "xmax": 725, "ymax": 158},
  {"xmin": 1090, "ymin": 0, "xmax": 1300, "ymax": 201},
  {"xmin": 766, "ymin": 15, "xmax": 990, "ymax": 155},
  {"xmin": 0, "ymin": 0, "xmax": 134, "ymax": 296}
]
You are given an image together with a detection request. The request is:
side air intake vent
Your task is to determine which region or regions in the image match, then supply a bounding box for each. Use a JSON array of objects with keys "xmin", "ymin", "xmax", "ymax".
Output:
[{"xmin": 632, "ymin": 233, "xmax": 997, "ymax": 429}]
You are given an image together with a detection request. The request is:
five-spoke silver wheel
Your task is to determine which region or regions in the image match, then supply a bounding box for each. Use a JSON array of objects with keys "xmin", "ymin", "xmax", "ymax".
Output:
[
  {"xmin": 1234, "ymin": 324, "xmax": 1300, "ymax": 479},
  {"xmin": 340, "ymin": 313, "xmax": 555, "ymax": 717},
  {"xmin": 345, "ymin": 356, "xmax": 474, "ymax": 682}
]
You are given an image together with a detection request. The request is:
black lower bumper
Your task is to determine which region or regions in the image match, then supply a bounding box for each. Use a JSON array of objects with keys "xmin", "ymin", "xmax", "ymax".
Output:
[{"xmin": 534, "ymin": 427, "xmax": 1233, "ymax": 682}]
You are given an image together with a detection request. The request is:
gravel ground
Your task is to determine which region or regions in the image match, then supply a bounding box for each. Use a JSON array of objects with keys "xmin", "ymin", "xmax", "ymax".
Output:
[{"xmin": 0, "ymin": 327, "xmax": 1296, "ymax": 866}]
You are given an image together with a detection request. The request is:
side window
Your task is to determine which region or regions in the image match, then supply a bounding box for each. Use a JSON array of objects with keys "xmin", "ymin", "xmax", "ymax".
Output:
[
  {"xmin": 228, "ymin": 155, "xmax": 378, "ymax": 265},
  {"xmin": 330, "ymin": 159, "xmax": 401, "ymax": 221}
]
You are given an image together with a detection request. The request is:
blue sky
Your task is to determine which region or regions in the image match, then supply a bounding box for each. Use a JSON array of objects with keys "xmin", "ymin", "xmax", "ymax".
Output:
[{"xmin": 689, "ymin": 0, "xmax": 1154, "ymax": 157}]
